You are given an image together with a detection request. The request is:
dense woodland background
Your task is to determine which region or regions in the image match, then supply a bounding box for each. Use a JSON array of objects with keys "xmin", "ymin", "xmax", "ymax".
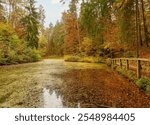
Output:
[{"xmin": 0, "ymin": 0, "xmax": 150, "ymax": 65}]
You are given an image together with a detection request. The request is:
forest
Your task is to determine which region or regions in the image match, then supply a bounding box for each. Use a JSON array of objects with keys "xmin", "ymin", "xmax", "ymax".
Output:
[
  {"xmin": 0, "ymin": 0, "xmax": 47, "ymax": 64},
  {"xmin": 0, "ymin": 0, "xmax": 150, "ymax": 64},
  {"xmin": 48, "ymin": 0, "xmax": 150, "ymax": 61},
  {"xmin": 0, "ymin": 0, "xmax": 150, "ymax": 108}
]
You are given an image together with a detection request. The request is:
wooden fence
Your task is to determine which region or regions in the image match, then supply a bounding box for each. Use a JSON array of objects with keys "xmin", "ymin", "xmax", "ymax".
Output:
[{"xmin": 111, "ymin": 58, "xmax": 150, "ymax": 78}]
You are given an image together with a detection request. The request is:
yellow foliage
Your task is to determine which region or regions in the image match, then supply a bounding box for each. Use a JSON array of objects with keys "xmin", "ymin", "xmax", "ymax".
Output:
[{"xmin": 64, "ymin": 55, "xmax": 102, "ymax": 63}]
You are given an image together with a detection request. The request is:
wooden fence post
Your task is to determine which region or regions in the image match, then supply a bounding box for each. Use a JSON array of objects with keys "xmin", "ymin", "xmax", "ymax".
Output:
[
  {"xmin": 111, "ymin": 60, "xmax": 114, "ymax": 69},
  {"xmin": 120, "ymin": 59, "xmax": 122, "ymax": 68},
  {"xmin": 126, "ymin": 60, "xmax": 129, "ymax": 70},
  {"xmin": 137, "ymin": 60, "xmax": 141, "ymax": 78}
]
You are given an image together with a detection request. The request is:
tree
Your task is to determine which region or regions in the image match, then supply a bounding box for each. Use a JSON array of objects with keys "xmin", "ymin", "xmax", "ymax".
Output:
[
  {"xmin": 21, "ymin": 0, "xmax": 39, "ymax": 49},
  {"xmin": 63, "ymin": 0, "xmax": 79, "ymax": 55},
  {"xmin": 38, "ymin": 5, "xmax": 45, "ymax": 34},
  {"xmin": 0, "ymin": 0, "xmax": 5, "ymax": 22}
]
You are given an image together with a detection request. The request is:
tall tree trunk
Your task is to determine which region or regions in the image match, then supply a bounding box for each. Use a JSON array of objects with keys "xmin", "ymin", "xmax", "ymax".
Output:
[
  {"xmin": 139, "ymin": 18, "xmax": 143, "ymax": 47},
  {"xmin": 140, "ymin": 0, "xmax": 149, "ymax": 47},
  {"xmin": 135, "ymin": 0, "xmax": 140, "ymax": 58}
]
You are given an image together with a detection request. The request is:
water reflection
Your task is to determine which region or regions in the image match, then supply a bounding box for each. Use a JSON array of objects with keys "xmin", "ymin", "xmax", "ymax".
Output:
[
  {"xmin": 43, "ymin": 88, "xmax": 63, "ymax": 108},
  {"xmin": 42, "ymin": 61, "xmax": 150, "ymax": 108},
  {"xmin": 42, "ymin": 68, "xmax": 112, "ymax": 108},
  {"xmin": 42, "ymin": 62, "xmax": 113, "ymax": 108}
]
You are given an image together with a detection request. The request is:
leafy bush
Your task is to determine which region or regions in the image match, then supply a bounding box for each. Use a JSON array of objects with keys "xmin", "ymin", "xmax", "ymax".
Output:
[
  {"xmin": 0, "ymin": 22, "xmax": 41, "ymax": 65},
  {"xmin": 80, "ymin": 37, "xmax": 93, "ymax": 56},
  {"xmin": 117, "ymin": 67, "xmax": 150, "ymax": 94},
  {"xmin": 25, "ymin": 48, "xmax": 41, "ymax": 62},
  {"xmin": 64, "ymin": 55, "xmax": 103, "ymax": 63},
  {"xmin": 82, "ymin": 57, "xmax": 102, "ymax": 63},
  {"xmin": 64, "ymin": 55, "xmax": 80, "ymax": 62},
  {"xmin": 117, "ymin": 68, "xmax": 126, "ymax": 76},
  {"xmin": 106, "ymin": 58, "xmax": 111, "ymax": 66},
  {"xmin": 146, "ymin": 85, "xmax": 150, "ymax": 94},
  {"xmin": 38, "ymin": 35, "xmax": 47, "ymax": 56},
  {"xmin": 128, "ymin": 71, "xmax": 136, "ymax": 81},
  {"xmin": 136, "ymin": 77, "xmax": 150, "ymax": 92}
]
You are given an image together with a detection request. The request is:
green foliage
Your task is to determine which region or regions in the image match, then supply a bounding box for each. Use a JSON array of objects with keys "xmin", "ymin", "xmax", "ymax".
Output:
[
  {"xmin": 46, "ymin": 22, "xmax": 64, "ymax": 56},
  {"xmin": 80, "ymin": 1, "xmax": 104, "ymax": 38},
  {"xmin": 146, "ymin": 85, "xmax": 150, "ymax": 94},
  {"xmin": 128, "ymin": 71, "xmax": 136, "ymax": 81},
  {"xmin": 136, "ymin": 77, "xmax": 150, "ymax": 93},
  {"xmin": 0, "ymin": 22, "xmax": 41, "ymax": 65},
  {"xmin": 51, "ymin": 22, "xmax": 64, "ymax": 56},
  {"xmin": 21, "ymin": 0, "xmax": 39, "ymax": 49},
  {"xmin": 38, "ymin": 35, "xmax": 47, "ymax": 56},
  {"xmin": 25, "ymin": 48, "xmax": 41, "ymax": 62},
  {"xmin": 0, "ymin": 23, "xmax": 21, "ymax": 64}
]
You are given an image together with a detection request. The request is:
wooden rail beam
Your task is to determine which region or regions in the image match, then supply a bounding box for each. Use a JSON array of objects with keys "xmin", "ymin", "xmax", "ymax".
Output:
[{"xmin": 110, "ymin": 57, "xmax": 149, "ymax": 79}]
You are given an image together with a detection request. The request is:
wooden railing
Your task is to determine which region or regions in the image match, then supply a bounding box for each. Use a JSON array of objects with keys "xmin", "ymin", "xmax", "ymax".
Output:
[{"xmin": 111, "ymin": 58, "xmax": 150, "ymax": 78}]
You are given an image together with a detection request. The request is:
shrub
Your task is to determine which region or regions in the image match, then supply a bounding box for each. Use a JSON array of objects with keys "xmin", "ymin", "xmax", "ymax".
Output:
[
  {"xmin": 127, "ymin": 71, "xmax": 136, "ymax": 81},
  {"xmin": 0, "ymin": 22, "xmax": 41, "ymax": 65},
  {"xmin": 64, "ymin": 55, "xmax": 103, "ymax": 63},
  {"xmin": 136, "ymin": 77, "xmax": 150, "ymax": 92},
  {"xmin": 24, "ymin": 48, "xmax": 41, "ymax": 62},
  {"xmin": 117, "ymin": 68, "xmax": 126, "ymax": 76},
  {"xmin": 82, "ymin": 57, "xmax": 102, "ymax": 63},
  {"xmin": 80, "ymin": 37, "xmax": 93, "ymax": 56},
  {"xmin": 106, "ymin": 58, "xmax": 111, "ymax": 66},
  {"xmin": 64, "ymin": 55, "xmax": 80, "ymax": 62},
  {"xmin": 146, "ymin": 85, "xmax": 150, "ymax": 94},
  {"xmin": 38, "ymin": 35, "xmax": 47, "ymax": 56}
]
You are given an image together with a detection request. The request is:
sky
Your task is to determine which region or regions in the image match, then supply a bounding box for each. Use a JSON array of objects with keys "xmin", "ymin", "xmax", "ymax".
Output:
[{"xmin": 36, "ymin": 0, "xmax": 69, "ymax": 27}]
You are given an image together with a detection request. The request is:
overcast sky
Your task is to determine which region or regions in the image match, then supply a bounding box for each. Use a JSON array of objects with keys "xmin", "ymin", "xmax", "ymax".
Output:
[{"xmin": 36, "ymin": 0, "xmax": 69, "ymax": 27}]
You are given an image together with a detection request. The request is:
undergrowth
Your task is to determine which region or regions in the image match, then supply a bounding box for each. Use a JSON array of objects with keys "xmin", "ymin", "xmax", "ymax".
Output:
[
  {"xmin": 136, "ymin": 77, "xmax": 150, "ymax": 94},
  {"xmin": 64, "ymin": 55, "xmax": 104, "ymax": 63},
  {"xmin": 116, "ymin": 67, "xmax": 150, "ymax": 94}
]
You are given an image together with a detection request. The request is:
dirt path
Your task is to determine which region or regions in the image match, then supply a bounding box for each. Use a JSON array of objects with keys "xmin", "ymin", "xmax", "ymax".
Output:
[{"xmin": 0, "ymin": 59, "xmax": 150, "ymax": 108}]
